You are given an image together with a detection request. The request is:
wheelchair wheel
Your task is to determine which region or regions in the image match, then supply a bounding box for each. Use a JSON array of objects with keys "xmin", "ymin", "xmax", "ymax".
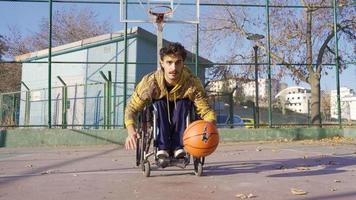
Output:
[
  {"xmin": 193, "ymin": 157, "xmax": 205, "ymax": 176},
  {"xmin": 143, "ymin": 161, "xmax": 151, "ymax": 177},
  {"xmin": 136, "ymin": 137, "xmax": 142, "ymax": 166}
]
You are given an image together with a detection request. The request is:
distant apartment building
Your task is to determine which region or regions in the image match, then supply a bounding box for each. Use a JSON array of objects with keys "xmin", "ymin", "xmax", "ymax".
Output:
[
  {"xmin": 241, "ymin": 79, "xmax": 280, "ymax": 100},
  {"xmin": 330, "ymin": 87, "xmax": 356, "ymax": 120},
  {"xmin": 207, "ymin": 78, "xmax": 281, "ymax": 106},
  {"xmin": 275, "ymin": 86, "xmax": 311, "ymax": 114}
]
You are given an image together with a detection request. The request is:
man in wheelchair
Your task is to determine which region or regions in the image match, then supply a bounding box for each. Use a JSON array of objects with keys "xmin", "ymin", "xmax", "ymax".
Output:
[{"xmin": 124, "ymin": 42, "xmax": 216, "ymax": 162}]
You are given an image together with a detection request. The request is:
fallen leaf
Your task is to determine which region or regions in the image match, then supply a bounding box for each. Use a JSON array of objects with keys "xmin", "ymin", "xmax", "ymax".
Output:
[
  {"xmin": 291, "ymin": 188, "xmax": 307, "ymax": 195},
  {"xmin": 236, "ymin": 193, "xmax": 248, "ymax": 199},
  {"xmin": 297, "ymin": 167, "xmax": 310, "ymax": 171},
  {"xmin": 25, "ymin": 164, "xmax": 33, "ymax": 168},
  {"xmin": 247, "ymin": 193, "xmax": 257, "ymax": 198},
  {"xmin": 334, "ymin": 180, "xmax": 341, "ymax": 183},
  {"xmin": 235, "ymin": 193, "xmax": 256, "ymax": 199},
  {"xmin": 330, "ymin": 188, "xmax": 337, "ymax": 192}
]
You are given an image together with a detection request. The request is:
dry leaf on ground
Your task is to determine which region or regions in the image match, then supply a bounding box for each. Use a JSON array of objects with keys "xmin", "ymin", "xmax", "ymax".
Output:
[
  {"xmin": 291, "ymin": 188, "xmax": 307, "ymax": 195},
  {"xmin": 296, "ymin": 166, "xmax": 310, "ymax": 171}
]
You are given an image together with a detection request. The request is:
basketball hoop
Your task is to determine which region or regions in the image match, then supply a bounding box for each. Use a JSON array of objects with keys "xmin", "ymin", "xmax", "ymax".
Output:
[{"xmin": 148, "ymin": 5, "xmax": 173, "ymax": 24}]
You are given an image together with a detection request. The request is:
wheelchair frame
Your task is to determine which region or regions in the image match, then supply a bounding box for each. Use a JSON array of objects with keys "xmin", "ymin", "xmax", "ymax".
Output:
[{"xmin": 135, "ymin": 105, "xmax": 205, "ymax": 177}]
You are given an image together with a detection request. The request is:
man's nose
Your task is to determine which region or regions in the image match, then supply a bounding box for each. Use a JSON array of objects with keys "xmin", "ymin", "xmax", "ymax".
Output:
[{"xmin": 171, "ymin": 63, "xmax": 177, "ymax": 69}]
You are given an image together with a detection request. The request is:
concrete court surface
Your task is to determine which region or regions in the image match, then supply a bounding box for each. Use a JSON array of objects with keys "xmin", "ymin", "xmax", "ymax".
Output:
[{"xmin": 0, "ymin": 140, "xmax": 356, "ymax": 200}]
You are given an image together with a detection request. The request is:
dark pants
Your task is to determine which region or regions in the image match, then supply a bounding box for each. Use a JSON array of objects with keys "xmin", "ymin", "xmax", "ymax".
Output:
[{"xmin": 153, "ymin": 98, "xmax": 192, "ymax": 151}]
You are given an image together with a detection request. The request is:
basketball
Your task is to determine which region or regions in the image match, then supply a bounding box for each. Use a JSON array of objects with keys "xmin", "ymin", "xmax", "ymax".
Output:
[{"xmin": 183, "ymin": 120, "xmax": 219, "ymax": 157}]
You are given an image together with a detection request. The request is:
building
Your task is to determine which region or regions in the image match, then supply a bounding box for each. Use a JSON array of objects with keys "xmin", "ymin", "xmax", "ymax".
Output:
[
  {"xmin": 16, "ymin": 27, "xmax": 212, "ymax": 128},
  {"xmin": 330, "ymin": 87, "xmax": 356, "ymax": 120},
  {"xmin": 275, "ymin": 86, "xmax": 311, "ymax": 114},
  {"xmin": 241, "ymin": 79, "xmax": 280, "ymax": 102},
  {"xmin": 207, "ymin": 78, "xmax": 281, "ymax": 107}
]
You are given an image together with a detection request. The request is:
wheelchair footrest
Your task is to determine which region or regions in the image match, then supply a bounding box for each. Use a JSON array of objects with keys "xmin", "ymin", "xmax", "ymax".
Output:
[{"xmin": 155, "ymin": 157, "xmax": 190, "ymax": 169}]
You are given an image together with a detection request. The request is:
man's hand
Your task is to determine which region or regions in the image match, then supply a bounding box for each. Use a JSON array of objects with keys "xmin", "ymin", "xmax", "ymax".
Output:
[{"xmin": 125, "ymin": 125, "xmax": 140, "ymax": 150}]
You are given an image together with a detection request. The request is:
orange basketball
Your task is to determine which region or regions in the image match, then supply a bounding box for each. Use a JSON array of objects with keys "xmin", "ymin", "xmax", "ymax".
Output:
[{"xmin": 183, "ymin": 120, "xmax": 219, "ymax": 157}]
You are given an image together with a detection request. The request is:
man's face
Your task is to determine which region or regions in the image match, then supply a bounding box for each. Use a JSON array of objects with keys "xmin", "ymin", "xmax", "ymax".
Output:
[{"xmin": 160, "ymin": 54, "xmax": 184, "ymax": 85}]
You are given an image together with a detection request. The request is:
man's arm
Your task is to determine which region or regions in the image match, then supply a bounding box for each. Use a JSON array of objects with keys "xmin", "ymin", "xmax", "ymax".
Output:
[
  {"xmin": 124, "ymin": 76, "xmax": 151, "ymax": 149},
  {"xmin": 191, "ymin": 78, "xmax": 216, "ymax": 123}
]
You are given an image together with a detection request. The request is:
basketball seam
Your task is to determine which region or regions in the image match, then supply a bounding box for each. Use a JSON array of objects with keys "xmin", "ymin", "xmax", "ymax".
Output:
[
  {"xmin": 183, "ymin": 132, "xmax": 219, "ymax": 141},
  {"xmin": 184, "ymin": 143, "xmax": 219, "ymax": 150}
]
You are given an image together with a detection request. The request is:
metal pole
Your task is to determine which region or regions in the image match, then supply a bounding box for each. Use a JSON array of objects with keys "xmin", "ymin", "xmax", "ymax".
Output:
[
  {"xmin": 253, "ymin": 45, "xmax": 259, "ymax": 128},
  {"xmin": 104, "ymin": 82, "xmax": 107, "ymax": 129},
  {"xmin": 123, "ymin": 2, "xmax": 128, "ymax": 127},
  {"xmin": 12, "ymin": 93, "xmax": 15, "ymax": 124},
  {"xmin": 229, "ymin": 92, "xmax": 234, "ymax": 128},
  {"xmin": 157, "ymin": 23, "xmax": 163, "ymax": 70},
  {"xmin": 83, "ymin": 49, "xmax": 89, "ymax": 129},
  {"xmin": 195, "ymin": 24, "xmax": 199, "ymax": 76},
  {"xmin": 113, "ymin": 42, "xmax": 119, "ymax": 127},
  {"xmin": 21, "ymin": 81, "xmax": 31, "ymax": 126},
  {"xmin": 307, "ymin": 98, "xmax": 311, "ymax": 127},
  {"xmin": 57, "ymin": 76, "xmax": 67, "ymax": 129},
  {"xmin": 100, "ymin": 71, "xmax": 110, "ymax": 129},
  {"xmin": 108, "ymin": 71, "xmax": 112, "ymax": 129},
  {"xmin": 62, "ymin": 86, "xmax": 68, "ymax": 128},
  {"xmin": 0, "ymin": 94, "xmax": 2, "ymax": 125},
  {"xmin": 266, "ymin": 0, "xmax": 272, "ymax": 128},
  {"xmin": 48, "ymin": 0, "xmax": 53, "ymax": 128},
  {"xmin": 333, "ymin": 0, "xmax": 342, "ymax": 128}
]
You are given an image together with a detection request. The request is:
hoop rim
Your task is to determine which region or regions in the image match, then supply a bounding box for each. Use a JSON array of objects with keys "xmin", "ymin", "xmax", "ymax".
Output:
[{"xmin": 148, "ymin": 5, "xmax": 173, "ymax": 17}]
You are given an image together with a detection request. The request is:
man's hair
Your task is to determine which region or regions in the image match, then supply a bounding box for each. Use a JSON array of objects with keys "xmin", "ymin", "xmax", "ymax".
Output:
[{"xmin": 160, "ymin": 42, "xmax": 187, "ymax": 61}]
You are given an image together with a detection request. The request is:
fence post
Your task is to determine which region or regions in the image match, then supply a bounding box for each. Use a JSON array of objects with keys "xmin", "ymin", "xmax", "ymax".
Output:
[
  {"xmin": 57, "ymin": 76, "xmax": 68, "ymax": 129},
  {"xmin": 0, "ymin": 94, "xmax": 3, "ymax": 125},
  {"xmin": 229, "ymin": 92, "xmax": 234, "ymax": 128},
  {"xmin": 21, "ymin": 82, "xmax": 31, "ymax": 126},
  {"xmin": 100, "ymin": 71, "xmax": 112, "ymax": 129},
  {"xmin": 107, "ymin": 71, "xmax": 112, "ymax": 129},
  {"xmin": 265, "ymin": 0, "xmax": 272, "ymax": 128},
  {"xmin": 333, "ymin": 0, "xmax": 342, "ymax": 129}
]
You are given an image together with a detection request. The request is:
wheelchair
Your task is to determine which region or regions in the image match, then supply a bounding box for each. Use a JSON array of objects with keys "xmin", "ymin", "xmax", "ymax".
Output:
[{"xmin": 135, "ymin": 104, "xmax": 205, "ymax": 177}]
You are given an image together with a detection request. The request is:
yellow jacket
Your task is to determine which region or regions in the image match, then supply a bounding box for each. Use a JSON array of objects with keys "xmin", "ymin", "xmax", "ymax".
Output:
[{"xmin": 125, "ymin": 67, "xmax": 216, "ymax": 127}]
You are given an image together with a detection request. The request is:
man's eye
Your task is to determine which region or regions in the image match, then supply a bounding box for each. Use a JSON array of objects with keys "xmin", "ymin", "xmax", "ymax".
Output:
[{"xmin": 167, "ymin": 61, "xmax": 173, "ymax": 65}]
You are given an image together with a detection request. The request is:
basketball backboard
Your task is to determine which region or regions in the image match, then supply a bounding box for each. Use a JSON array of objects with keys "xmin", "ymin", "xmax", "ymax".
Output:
[{"xmin": 119, "ymin": 0, "xmax": 200, "ymax": 24}]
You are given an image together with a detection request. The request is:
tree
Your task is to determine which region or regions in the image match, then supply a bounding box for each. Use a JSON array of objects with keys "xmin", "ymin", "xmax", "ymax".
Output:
[
  {"xmin": 0, "ymin": 35, "xmax": 7, "ymax": 60},
  {"xmin": 1, "ymin": 35, "xmax": 21, "ymax": 93},
  {"xmin": 6, "ymin": 7, "xmax": 112, "ymax": 57},
  {"xmin": 198, "ymin": 0, "xmax": 355, "ymax": 126}
]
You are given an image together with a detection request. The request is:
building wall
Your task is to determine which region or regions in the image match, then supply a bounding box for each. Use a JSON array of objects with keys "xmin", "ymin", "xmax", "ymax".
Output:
[
  {"xmin": 330, "ymin": 87, "xmax": 355, "ymax": 120},
  {"xmin": 19, "ymin": 49, "xmax": 88, "ymax": 126},
  {"xmin": 241, "ymin": 79, "xmax": 280, "ymax": 100},
  {"xmin": 275, "ymin": 87, "xmax": 311, "ymax": 114}
]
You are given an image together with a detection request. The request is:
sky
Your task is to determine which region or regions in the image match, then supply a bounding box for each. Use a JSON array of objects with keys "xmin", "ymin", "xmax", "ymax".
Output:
[{"xmin": 0, "ymin": 0, "xmax": 355, "ymax": 91}]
